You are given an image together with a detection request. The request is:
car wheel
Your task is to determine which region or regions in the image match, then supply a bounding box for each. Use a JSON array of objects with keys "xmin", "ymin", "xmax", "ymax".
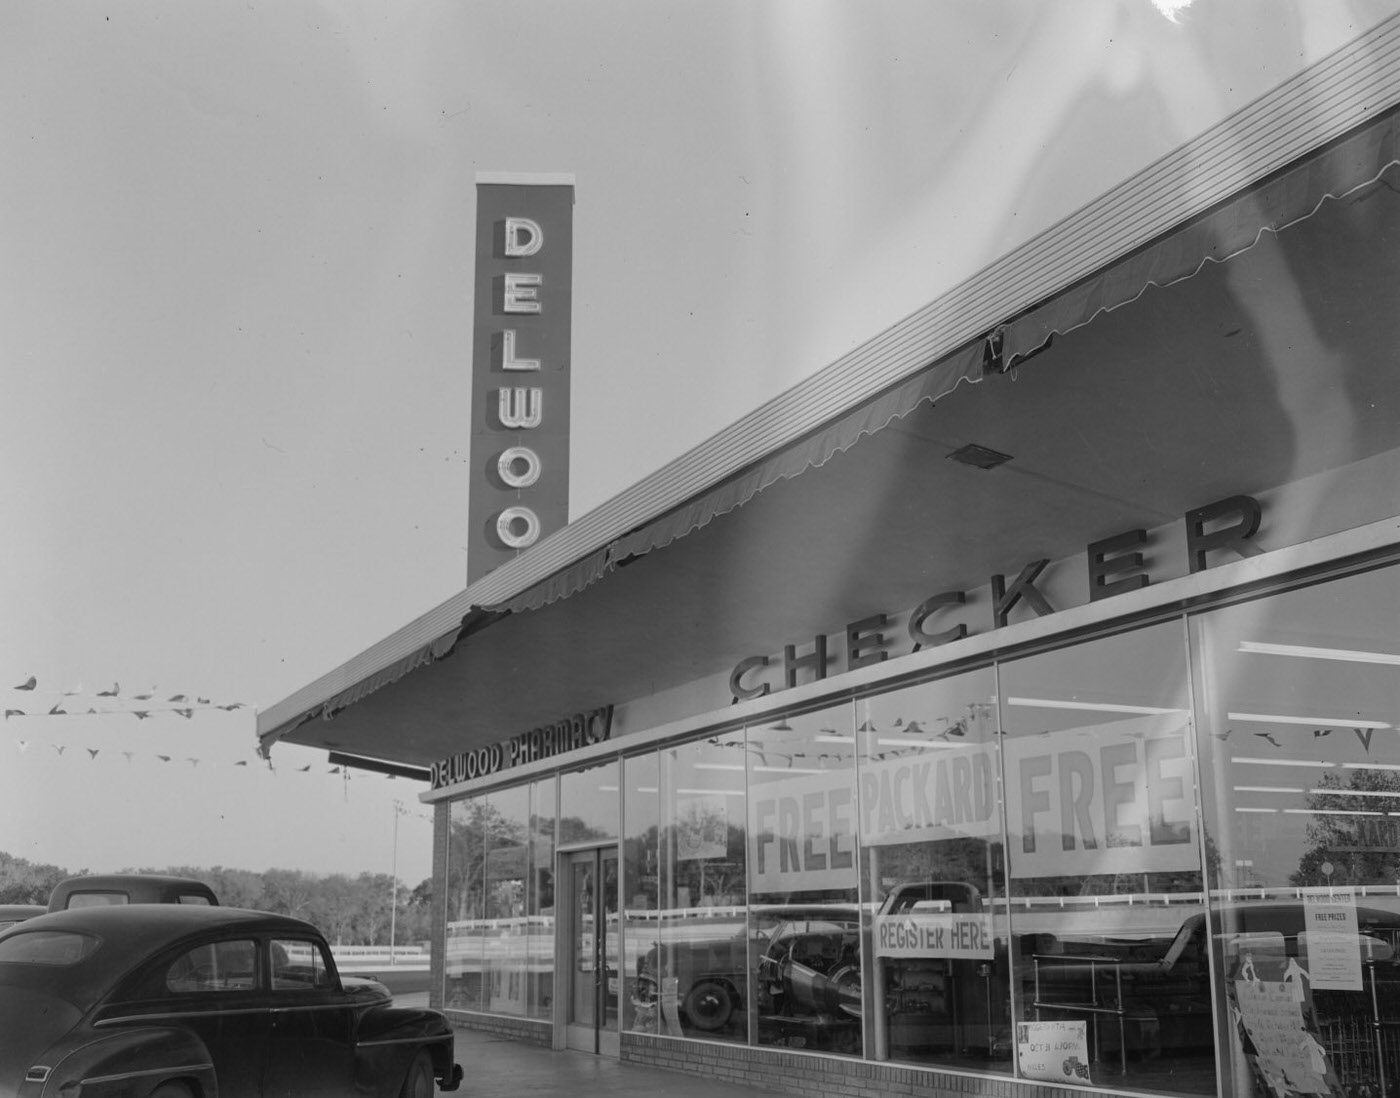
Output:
[
  {"xmin": 149, "ymin": 1085, "xmax": 193, "ymax": 1098},
  {"xmin": 683, "ymin": 980, "xmax": 734, "ymax": 1031},
  {"xmin": 398, "ymin": 1050, "xmax": 434, "ymax": 1098}
]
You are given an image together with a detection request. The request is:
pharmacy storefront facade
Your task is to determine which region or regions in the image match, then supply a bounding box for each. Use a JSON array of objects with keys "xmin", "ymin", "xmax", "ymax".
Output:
[{"xmin": 259, "ymin": 25, "xmax": 1400, "ymax": 1098}]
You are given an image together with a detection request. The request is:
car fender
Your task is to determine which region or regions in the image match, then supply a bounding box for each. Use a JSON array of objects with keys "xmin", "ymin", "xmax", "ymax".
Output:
[
  {"xmin": 36, "ymin": 1025, "xmax": 218, "ymax": 1098},
  {"xmin": 353, "ymin": 1004, "xmax": 457, "ymax": 1094}
]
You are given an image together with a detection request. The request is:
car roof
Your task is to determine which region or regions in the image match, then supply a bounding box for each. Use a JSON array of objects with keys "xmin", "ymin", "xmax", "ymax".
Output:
[
  {"xmin": 0, "ymin": 906, "xmax": 326, "ymax": 1010},
  {"xmin": 47, "ymin": 873, "xmax": 219, "ymax": 910},
  {"xmin": 22, "ymin": 904, "xmax": 316, "ymax": 938}
]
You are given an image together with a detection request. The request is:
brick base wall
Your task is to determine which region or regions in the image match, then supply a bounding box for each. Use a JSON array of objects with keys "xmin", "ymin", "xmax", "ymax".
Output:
[
  {"xmin": 621, "ymin": 1033, "xmax": 1092, "ymax": 1098},
  {"xmin": 446, "ymin": 1010, "xmax": 552, "ymax": 1048}
]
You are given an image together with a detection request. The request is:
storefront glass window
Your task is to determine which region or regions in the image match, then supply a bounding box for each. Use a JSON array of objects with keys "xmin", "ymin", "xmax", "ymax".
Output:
[
  {"xmin": 622, "ymin": 751, "xmax": 660, "ymax": 1033},
  {"xmin": 855, "ymin": 667, "xmax": 1011, "ymax": 1072},
  {"xmin": 527, "ymin": 776, "xmax": 556, "ymax": 1019},
  {"xmin": 560, "ymin": 760, "xmax": 619, "ymax": 843},
  {"xmin": 632, "ymin": 736, "xmax": 750, "ymax": 1042},
  {"xmin": 445, "ymin": 785, "xmax": 525, "ymax": 1011},
  {"xmin": 748, "ymin": 705, "xmax": 863, "ymax": 1057},
  {"xmin": 999, "ymin": 621, "xmax": 1211, "ymax": 1094},
  {"xmin": 1191, "ymin": 566, "xmax": 1400, "ymax": 1097}
]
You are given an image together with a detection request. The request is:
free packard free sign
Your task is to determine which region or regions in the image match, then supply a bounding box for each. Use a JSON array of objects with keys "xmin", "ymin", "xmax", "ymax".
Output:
[{"xmin": 467, "ymin": 175, "xmax": 575, "ymax": 584}]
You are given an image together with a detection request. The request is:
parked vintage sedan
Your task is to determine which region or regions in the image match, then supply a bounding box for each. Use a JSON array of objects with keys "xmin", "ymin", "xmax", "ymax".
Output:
[{"xmin": 0, "ymin": 904, "xmax": 461, "ymax": 1098}]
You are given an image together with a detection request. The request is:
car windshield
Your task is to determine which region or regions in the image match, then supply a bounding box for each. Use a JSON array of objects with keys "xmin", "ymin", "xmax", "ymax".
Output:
[{"xmin": 0, "ymin": 930, "xmax": 101, "ymax": 966}]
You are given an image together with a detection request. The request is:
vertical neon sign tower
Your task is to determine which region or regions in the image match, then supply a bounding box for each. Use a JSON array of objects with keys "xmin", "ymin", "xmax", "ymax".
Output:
[{"xmin": 467, "ymin": 173, "xmax": 575, "ymax": 584}]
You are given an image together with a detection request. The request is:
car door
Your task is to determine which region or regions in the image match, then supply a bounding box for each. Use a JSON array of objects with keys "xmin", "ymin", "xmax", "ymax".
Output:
[
  {"xmin": 107, "ymin": 936, "xmax": 272, "ymax": 1097},
  {"xmin": 260, "ymin": 935, "xmax": 356, "ymax": 1098}
]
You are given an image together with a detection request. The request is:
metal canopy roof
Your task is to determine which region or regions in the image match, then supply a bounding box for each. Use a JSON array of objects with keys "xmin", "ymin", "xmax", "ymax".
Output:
[{"xmin": 257, "ymin": 19, "xmax": 1400, "ymax": 770}]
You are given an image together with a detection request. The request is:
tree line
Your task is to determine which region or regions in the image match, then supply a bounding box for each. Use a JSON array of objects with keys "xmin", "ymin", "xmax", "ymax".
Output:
[{"xmin": 0, "ymin": 851, "xmax": 434, "ymax": 946}]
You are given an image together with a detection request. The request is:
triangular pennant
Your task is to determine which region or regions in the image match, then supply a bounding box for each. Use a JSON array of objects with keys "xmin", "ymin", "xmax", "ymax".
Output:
[{"xmin": 1355, "ymin": 727, "xmax": 1374, "ymax": 753}]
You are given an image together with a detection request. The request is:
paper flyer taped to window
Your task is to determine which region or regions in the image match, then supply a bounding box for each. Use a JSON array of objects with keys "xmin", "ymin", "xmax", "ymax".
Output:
[
  {"xmin": 1232, "ymin": 978, "xmax": 1335, "ymax": 1096},
  {"xmin": 676, "ymin": 795, "xmax": 728, "ymax": 861},
  {"xmin": 1016, "ymin": 1019, "xmax": 1091, "ymax": 1085},
  {"xmin": 1302, "ymin": 889, "xmax": 1363, "ymax": 991}
]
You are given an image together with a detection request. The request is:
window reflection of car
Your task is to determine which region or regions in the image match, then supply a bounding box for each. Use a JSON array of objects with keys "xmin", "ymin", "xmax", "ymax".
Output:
[
  {"xmin": 47, "ymin": 872, "xmax": 219, "ymax": 911},
  {"xmin": 632, "ymin": 917, "xmax": 752, "ymax": 1032},
  {"xmin": 1027, "ymin": 901, "xmax": 1400, "ymax": 1063},
  {"xmin": 0, "ymin": 904, "xmax": 463, "ymax": 1097},
  {"xmin": 631, "ymin": 906, "xmax": 862, "ymax": 1040}
]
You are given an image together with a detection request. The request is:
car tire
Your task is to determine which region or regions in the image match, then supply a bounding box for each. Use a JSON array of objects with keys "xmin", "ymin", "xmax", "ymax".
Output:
[
  {"xmin": 149, "ymin": 1085, "xmax": 193, "ymax": 1098},
  {"xmin": 683, "ymin": 980, "xmax": 734, "ymax": 1031},
  {"xmin": 398, "ymin": 1050, "xmax": 435, "ymax": 1098}
]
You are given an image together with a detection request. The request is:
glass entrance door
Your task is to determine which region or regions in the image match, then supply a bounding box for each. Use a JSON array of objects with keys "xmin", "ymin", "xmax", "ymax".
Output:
[{"xmin": 562, "ymin": 847, "xmax": 619, "ymax": 1055}]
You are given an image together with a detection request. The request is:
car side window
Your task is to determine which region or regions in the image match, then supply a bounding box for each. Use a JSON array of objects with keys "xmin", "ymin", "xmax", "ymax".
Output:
[
  {"xmin": 166, "ymin": 939, "xmax": 257, "ymax": 993},
  {"xmin": 271, "ymin": 937, "xmax": 335, "ymax": 990}
]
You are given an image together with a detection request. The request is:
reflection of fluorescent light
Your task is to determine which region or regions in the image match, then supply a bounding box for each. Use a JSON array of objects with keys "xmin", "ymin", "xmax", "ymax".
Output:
[
  {"xmin": 1235, "ymin": 807, "xmax": 1279, "ymax": 813},
  {"xmin": 637, "ymin": 786, "xmax": 658, "ymax": 793},
  {"xmin": 816, "ymin": 734, "xmax": 855, "ymax": 744},
  {"xmin": 1232, "ymin": 757, "xmax": 1338, "ymax": 768},
  {"xmin": 1008, "ymin": 697, "xmax": 1184, "ymax": 715},
  {"xmin": 676, "ymin": 787, "xmax": 743, "ymax": 796},
  {"xmin": 1285, "ymin": 808, "xmax": 1383, "ymax": 817},
  {"xmin": 1234, "ymin": 786, "xmax": 1303, "ymax": 794},
  {"xmin": 1239, "ymin": 641, "xmax": 1400, "ymax": 665},
  {"xmin": 1345, "ymin": 762, "xmax": 1400, "ymax": 771},
  {"xmin": 599, "ymin": 785, "xmax": 619, "ymax": 792},
  {"xmin": 1309, "ymin": 788, "xmax": 1398, "ymax": 798},
  {"xmin": 1229, "ymin": 711, "xmax": 1391, "ymax": 729},
  {"xmin": 878, "ymin": 737, "xmax": 959, "ymax": 749},
  {"xmin": 695, "ymin": 762, "xmax": 822, "ymax": 774}
]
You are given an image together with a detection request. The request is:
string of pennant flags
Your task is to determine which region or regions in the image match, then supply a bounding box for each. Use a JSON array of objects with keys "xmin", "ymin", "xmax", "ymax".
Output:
[
  {"xmin": 1210, "ymin": 725, "xmax": 1381, "ymax": 752},
  {"xmin": 4, "ymin": 674, "xmax": 408, "ymax": 780},
  {"xmin": 6, "ymin": 675, "xmax": 246, "ymax": 721}
]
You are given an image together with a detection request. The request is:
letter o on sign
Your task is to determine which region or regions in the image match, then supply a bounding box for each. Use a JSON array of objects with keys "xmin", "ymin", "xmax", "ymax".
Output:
[
  {"xmin": 497, "ymin": 506, "xmax": 541, "ymax": 549},
  {"xmin": 497, "ymin": 446, "xmax": 542, "ymax": 488}
]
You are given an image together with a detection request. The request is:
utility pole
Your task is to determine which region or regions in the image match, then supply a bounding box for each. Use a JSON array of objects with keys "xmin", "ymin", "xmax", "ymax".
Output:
[{"xmin": 390, "ymin": 799, "xmax": 406, "ymax": 964}]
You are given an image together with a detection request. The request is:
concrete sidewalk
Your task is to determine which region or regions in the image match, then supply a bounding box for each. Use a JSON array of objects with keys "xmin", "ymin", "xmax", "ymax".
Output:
[
  {"xmin": 447, "ymin": 1027, "xmax": 790, "ymax": 1098},
  {"xmin": 391, "ymin": 994, "xmax": 787, "ymax": 1098}
]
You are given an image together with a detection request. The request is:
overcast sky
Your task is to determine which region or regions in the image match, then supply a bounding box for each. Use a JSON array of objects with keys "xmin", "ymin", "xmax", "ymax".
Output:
[{"xmin": 4, "ymin": 0, "xmax": 1397, "ymax": 887}]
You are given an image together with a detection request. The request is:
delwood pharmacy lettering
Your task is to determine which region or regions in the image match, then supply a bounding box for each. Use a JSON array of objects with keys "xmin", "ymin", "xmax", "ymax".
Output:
[
  {"xmin": 730, "ymin": 493, "xmax": 1263, "ymax": 702},
  {"xmin": 430, "ymin": 704, "xmax": 612, "ymax": 789}
]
